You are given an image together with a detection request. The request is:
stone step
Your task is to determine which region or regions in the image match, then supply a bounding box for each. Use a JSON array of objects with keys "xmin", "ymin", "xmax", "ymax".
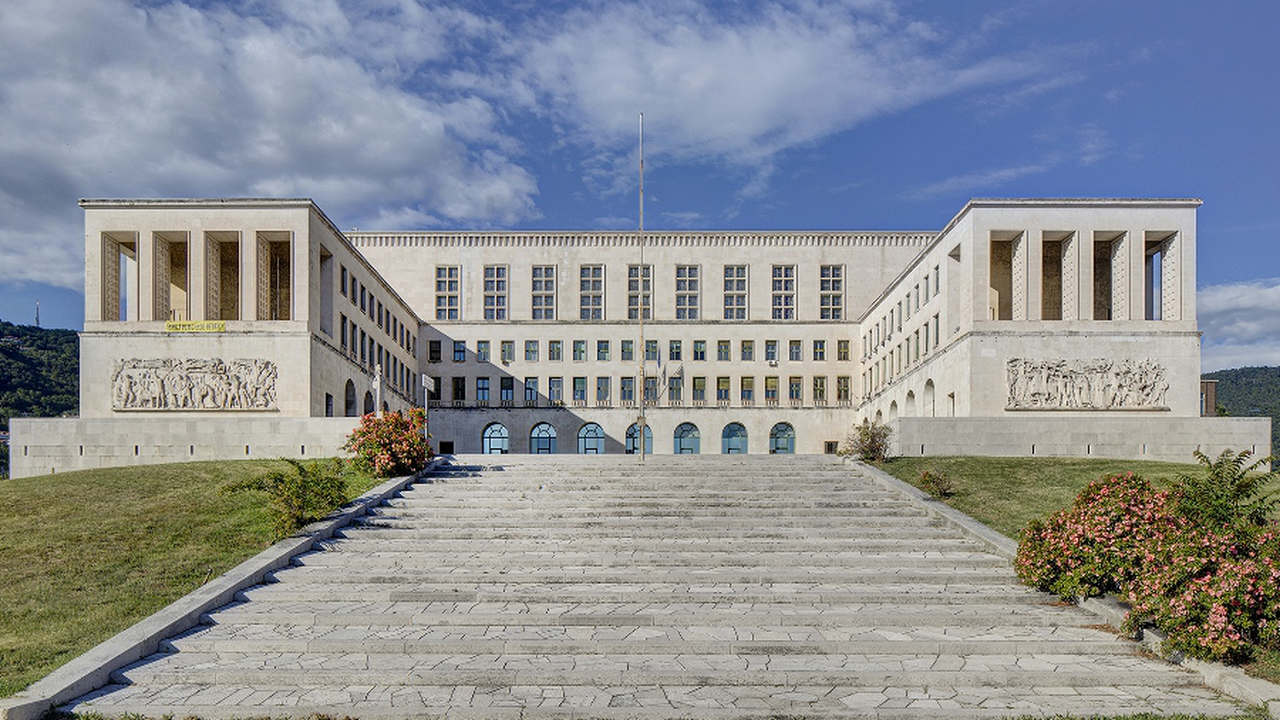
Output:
[
  {"xmin": 264, "ymin": 566, "xmax": 1020, "ymax": 585},
  {"xmin": 354, "ymin": 514, "xmax": 943, "ymax": 529},
  {"xmin": 288, "ymin": 551, "xmax": 1012, "ymax": 570},
  {"xmin": 319, "ymin": 536, "xmax": 985, "ymax": 553},
  {"xmin": 344, "ymin": 523, "xmax": 959, "ymax": 540},
  {"xmin": 374, "ymin": 504, "xmax": 933, "ymax": 518}
]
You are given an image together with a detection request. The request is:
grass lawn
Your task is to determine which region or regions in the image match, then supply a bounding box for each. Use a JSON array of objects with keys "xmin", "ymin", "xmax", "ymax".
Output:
[
  {"xmin": 878, "ymin": 455, "xmax": 1204, "ymax": 540},
  {"xmin": 0, "ymin": 459, "xmax": 380, "ymax": 697}
]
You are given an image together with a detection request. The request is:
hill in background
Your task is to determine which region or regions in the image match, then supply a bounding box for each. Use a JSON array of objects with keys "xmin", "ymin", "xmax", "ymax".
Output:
[
  {"xmin": 0, "ymin": 321, "xmax": 78, "ymax": 432},
  {"xmin": 1204, "ymin": 366, "xmax": 1280, "ymax": 455}
]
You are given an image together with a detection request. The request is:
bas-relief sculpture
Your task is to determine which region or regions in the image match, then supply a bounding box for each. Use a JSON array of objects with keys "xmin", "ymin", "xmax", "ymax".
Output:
[
  {"xmin": 1006, "ymin": 358, "xmax": 1168, "ymax": 410},
  {"xmin": 112, "ymin": 358, "xmax": 277, "ymax": 411}
]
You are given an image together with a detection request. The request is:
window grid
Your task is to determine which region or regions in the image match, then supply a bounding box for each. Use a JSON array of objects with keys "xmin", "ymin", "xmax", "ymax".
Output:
[
  {"xmin": 820, "ymin": 265, "xmax": 843, "ymax": 320},
  {"xmin": 676, "ymin": 265, "xmax": 699, "ymax": 320},
  {"xmin": 483, "ymin": 265, "xmax": 508, "ymax": 320},
  {"xmin": 532, "ymin": 266, "xmax": 556, "ymax": 320},
  {"xmin": 435, "ymin": 266, "xmax": 459, "ymax": 320},
  {"xmin": 723, "ymin": 265, "xmax": 747, "ymax": 320},
  {"xmin": 579, "ymin": 265, "xmax": 603, "ymax": 320},
  {"xmin": 628, "ymin": 265, "xmax": 652, "ymax": 320},
  {"xmin": 771, "ymin": 265, "xmax": 795, "ymax": 320}
]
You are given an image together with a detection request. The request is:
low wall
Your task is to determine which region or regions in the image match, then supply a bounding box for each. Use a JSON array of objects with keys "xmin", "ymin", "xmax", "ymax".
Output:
[
  {"xmin": 8, "ymin": 417, "xmax": 363, "ymax": 478},
  {"xmin": 890, "ymin": 416, "xmax": 1272, "ymax": 464}
]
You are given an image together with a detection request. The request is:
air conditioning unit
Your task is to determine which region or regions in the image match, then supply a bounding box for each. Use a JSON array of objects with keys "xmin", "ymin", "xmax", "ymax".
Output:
[{"xmin": 768, "ymin": 360, "xmax": 778, "ymax": 367}]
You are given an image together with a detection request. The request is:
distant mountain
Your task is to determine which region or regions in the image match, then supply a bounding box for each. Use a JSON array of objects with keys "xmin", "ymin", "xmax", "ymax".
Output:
[
  {"xmin": 1204, "ymin": 366, "xmax": 1280, "ymax": 456},
  {"xmin": 0, "ymin": 321, "xmax": 79, "ymax": 432}
]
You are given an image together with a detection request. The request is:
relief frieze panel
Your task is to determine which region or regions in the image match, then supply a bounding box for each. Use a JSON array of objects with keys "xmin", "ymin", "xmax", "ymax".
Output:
[
  {"xmin": 112, "ymin": 358, "xmax": 277, "ymax": 411},
  {"xmin": 1006, "ymin": 357, "xmax": 1168, "ymax": 410}
]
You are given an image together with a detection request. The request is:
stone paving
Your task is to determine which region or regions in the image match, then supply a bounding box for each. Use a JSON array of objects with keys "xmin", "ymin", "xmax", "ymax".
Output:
[{"xmin": 63, "ymin": 455, "xmax": 1249, "ymax": 718}]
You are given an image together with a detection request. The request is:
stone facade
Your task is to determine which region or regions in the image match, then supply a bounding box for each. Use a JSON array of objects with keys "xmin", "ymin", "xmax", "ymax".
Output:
[{"xmin": 7, "ymin": 197, "xmax": 1271, "ymax": 477}]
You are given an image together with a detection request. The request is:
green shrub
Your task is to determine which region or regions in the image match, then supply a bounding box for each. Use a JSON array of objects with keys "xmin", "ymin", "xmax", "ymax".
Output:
[
  {"xmin": 343, "ymin": 408, "xmax": 429, "ymax": 477},
  {"xmin": 919, "ymin": 467, "xmax": 955, "ymax": 498},
  {"xmin": 839, "ymin": 419, "xmax": 891, "ymax": 463},
  {"xmin": 1172, "ymin": 449, "xmax": 1278, "ymax": 529},
  {"xmin": 223, "ymin": 458, "xmax": 348, "ymax": 540}
]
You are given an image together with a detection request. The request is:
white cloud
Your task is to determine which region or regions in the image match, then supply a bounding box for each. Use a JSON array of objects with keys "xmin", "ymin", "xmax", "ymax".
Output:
[
  {"xmin": 1199, "ymin": 278, "xmax": 1280, "ymax": 371},
  {"xmin": 0, "ymin": 0, "xmax": 537, "ymax": 289}
]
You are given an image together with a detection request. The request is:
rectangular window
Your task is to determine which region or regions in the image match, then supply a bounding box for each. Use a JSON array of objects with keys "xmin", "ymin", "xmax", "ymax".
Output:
[
  {"xmin": 501, "ymin": 340, "xmax": 514, "ymax": 363},
  {"xmin": 765, "ymin": 340, "xmax": 778, "ymax": 362},
  {"xmin": 740, "ymin": 340, "xmax": 755, "ymax": 362},
  {"xmin": 789, "ymin": 340, "xmax": 802, "ymax": 361},
  {"xmin": 692, "ymin": 376, "xmax": 707, "ymax": 402},
  {"xmin": 428, "ymin": 340, "xmax": 442, "ymax": 364},
  {"xmin": 740, "ymin": 376, "xmax": 755, "ymax": 403},
  {"xmin": 627, "ymin": 264, "xmax": 652, "ymax": 320},
  {"xmin": 621, "ymin": 376, "xmax": 635, "ymax": 402},
  {"xmin": 453, "ymin": 340, "xmax": 465, "ymax": 362},
  {"xmin": 435, "ymin": 265, "xmax": 459, "ymax": 320},
  {"xmin": 339, "ymin": 314, "xmax": 348, "ymax": 350},
  {"xmin": 483, "ymin": 265, "xmax": 508, "ymax": 320},
  {"xmin": 644, "ymin": 376, "xmax": 658, "ymax": 403},
  {"xmin": 675, "ymin": 265, "xmax": 699, "ymax": 319},
  {"xmin": 525, "ymin": 340, "xmax": 539, "ymax": 362},
  {"xmin": 771, "ymin": 265, "xmax": 796, "ymax": 320},
  {"xmin": 500, "ymin": 376, "xmax": 514, "ymax": 403},
  {"xmin": 723, "ymin": 265, "xmax": 747, "ymax": 320},
  {"xmin": 621, "ymin": 340, "xmax": 635, "ymax": 361},
  {"xmin": 572, "ymin": 376, "xmax": 587, "ymax": 402},
  {"xmin": 837, "ymin": 339, "xmax": 850, "ymax": 362},
  {"xmin": 524, "ymin": 377, "xmax": 538, "ymax": 404},
  {"xmin": 669, "ymin": 340, "xmax": 682, "ymax": 361},
  {"xmin": 813, "ymin": 376, "xmax": 827, "ymax": 404},
  {"xmin": 813, "ymin": 340, "xmax": 826, "ymax": 361},
  {"xmin": 573, "ymin": 340, "xmax": 587, "ymax": 362},
  {"xmin": 716, "ymin": 376, "xmax": 731, "ymax": 402},
  {"xmin": 819, "ymin": 265, "xmax": 843, "ymax": 319},
  {"xmin": 476, "ymin": 377, "xmax": 490, "ymax": 403},
  {"xmin": 668, "ymin": 376, "xmax": 682, "ymax": 402},
  {"xmin": 360, "ymin": 285, "xmax": 367, "ymax": 312},
  {"xmin": 476, "ymin": 341, "xmax": 491, "ymax": 363},
  {"xmin": 340, "ymin": 266, "xmax": 348, "ymax": 298},
  {"xmin": 579, "ymin": 265, "xmax": 603, "ymax": 320},
  {"xmin": 549, "ymin": 340, "xmax": 563, "ymax": 361},
  {"xmin": 596, "ymin": 377, "xmax": 610, "ymax": 403},
  {"xmin": 645, "ymin": 340, "xmax": 659, "ymax": 361},
  {"xmin": 717, "ymin": 340, "xmax": 731, "ymax": 361},
  {"xmin": 452, "ymin": 376, "xmax": 466, "ymax": 402},
  {"xmin": 597, "ymin": 340, "xmax": 610, "ymax": 361},
  {"xmin": 548, "ymin": 377, "xmax": 563, "ymax": 404},
  {"xmin": 532, "ymin": 265, "xmax": 556, "ymax": 320},
  {"xmin": 837, "ymin": 376, "xmax": 851, "ymax": 403},
  {"xmin": 765, "ymin": 376, "xmax": 779, "ymax": 401},
  {"xmin": 693, "ymin": 340, "xmax": 707, "ymax": 361},
  {"xmin": 788, "ymin": 376, "xmax": 803, "ymax": 402}
]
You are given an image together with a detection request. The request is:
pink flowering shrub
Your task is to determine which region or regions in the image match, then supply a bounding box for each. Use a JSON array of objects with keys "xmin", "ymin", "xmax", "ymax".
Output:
[
  {"xmin": 1016, "ymin": 473, "xmax": 1186, "ymax": 600},
  {"xmin": 1017, "ymin": 453, "xmax": 1280, "ymax": 663},
  {"xmin": 343, "ymin": 408, "xmax": 430, "ymax": 477}
]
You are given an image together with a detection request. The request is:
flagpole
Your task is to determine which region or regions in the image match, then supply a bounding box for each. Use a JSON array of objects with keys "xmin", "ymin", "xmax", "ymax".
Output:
[{"xmin": 637, "ymin": 112, "xmax": 646, "ymax": 464}]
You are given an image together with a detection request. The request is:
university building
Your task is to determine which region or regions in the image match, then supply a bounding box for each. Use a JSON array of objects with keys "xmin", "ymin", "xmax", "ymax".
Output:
[{"xmin": 8, "ymin": 197, "xmax": 1270, "ymax": 476}]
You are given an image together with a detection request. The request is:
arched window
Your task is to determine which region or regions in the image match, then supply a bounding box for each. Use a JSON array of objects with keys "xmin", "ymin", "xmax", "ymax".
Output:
[
  {"xmin": 344, "ymin": 379, "xmax": 357, "ymax": 417},
  {"xmin": 482, "ymin": 423, "xmax": 509, "ymax": 454},
  {"xmin": 363, "ymin": 391, "xmax": 374, "ymax": 415},
  {"xmin": 530, "ymin": 422, "xmax": 557, "ymax": 454},
  {"xmin": 625, "ymin": 423, "xmax": 653, "ymax": 455},
  {"xmin": 888, "ymin": 400, "xmax": 898, "ymax": 421},
  {"xmin": 578, "ymin": 423, "xmax": 605, "ymax": 454},
  {"xmin": 904, "ymin": 391, "xmax": 916, "ymax": 417},
  {"xmin": 674, "ymin": 422, "xmax": 700, "ymax": 454},
  {"xmin": 721, "ymin": 422, "xmax": 748, "ymax": 454},
  {"xmin": 769, "ymin": 423, "xmax": 795, "ymax": 454},
  {"xmin": 923, "ymin": 379, "xmax": 936, "ymax": 417}
]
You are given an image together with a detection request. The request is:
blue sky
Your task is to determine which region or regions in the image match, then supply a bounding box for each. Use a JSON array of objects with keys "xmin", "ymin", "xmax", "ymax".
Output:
[{"xmin": 0, "ymin": 0, "xmax": 1276, "ymax": 370}]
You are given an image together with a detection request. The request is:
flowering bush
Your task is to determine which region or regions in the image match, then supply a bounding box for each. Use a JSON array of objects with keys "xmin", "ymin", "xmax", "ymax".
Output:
[
  {"xmin": 343, "ymin": 408, "xmax": 430, "ymax": 477},
  {"xmin": 1016, "ymin": 473, "xmax": 1186, "ymax": 600}
]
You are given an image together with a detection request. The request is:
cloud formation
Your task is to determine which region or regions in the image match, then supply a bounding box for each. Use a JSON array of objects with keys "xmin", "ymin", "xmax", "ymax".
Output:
[{"xmin": 1198, "ymin": 278, "xmax": 1280, "ymax": 371}]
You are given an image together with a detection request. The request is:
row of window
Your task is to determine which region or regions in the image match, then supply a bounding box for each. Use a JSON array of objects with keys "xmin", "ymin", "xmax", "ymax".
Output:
[
  {"xmin": 428, "ymin": 338, "xmax": 854, "ymax": 364},
  {"xmin": 430, "ymin": 374, "xmax": 855, "ymax": 406},
  {"xmin": 338, "ymin": 314, "xmax": 414, "ymax": 397},
  {"xmin": 340, "ymin": 265, "xmax": 417, "ymax": 357},
  {"xmin": 864, "ymin": 264, "xmax": 940, "ymax": 360},
  {"xmin": 480, "ymin": 421, "xmax": 798, "ymax": 455},
  {"xmin": 864, "ymin": 314, "xmax": 942, "ymax": 396},
  {"xmin": 434, "ymin": 264, "xmax": 845, "ymax": 322}
]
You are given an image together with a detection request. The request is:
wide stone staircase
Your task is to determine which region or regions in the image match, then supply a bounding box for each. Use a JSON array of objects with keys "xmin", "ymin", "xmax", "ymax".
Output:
[{"xmin": 65, "ymin": 455, "xmax": 1245, "ymax": 718}]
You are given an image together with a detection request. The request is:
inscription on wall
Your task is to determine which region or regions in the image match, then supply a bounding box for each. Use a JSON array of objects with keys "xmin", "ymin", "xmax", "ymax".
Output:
[
  {"xmin": 112, "ymin": 358, "xmax": 277, "ymax": 411},
  {"xmin": 1006, "ymin": 358, "xmax": 1168, "ymax": 410}
]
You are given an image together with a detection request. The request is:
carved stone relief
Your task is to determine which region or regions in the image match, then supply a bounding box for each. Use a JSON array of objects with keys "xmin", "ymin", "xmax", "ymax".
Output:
[
  {"xmin": 112, "ymin": 358, "xmax": 277, "ymax": 411},
  {"xmin": 1006, "ymin": 357, "xmax": 1168, "ymax": 410}
]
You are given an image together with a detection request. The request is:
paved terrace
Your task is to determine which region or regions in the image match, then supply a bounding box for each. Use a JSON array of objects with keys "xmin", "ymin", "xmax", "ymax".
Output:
[{"xmin": 64, "ymin": 456, "xmax": 1246, "ymax": 718}]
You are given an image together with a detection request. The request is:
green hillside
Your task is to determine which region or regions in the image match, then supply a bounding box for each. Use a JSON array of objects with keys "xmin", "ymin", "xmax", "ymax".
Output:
[
  {"xmin": 0, "ymin": 321, "xmax": 79, "ymax": 431},
  {"xmin": 1204, "ymin": 366, "xmax": 1280, "ymax": 454}
]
